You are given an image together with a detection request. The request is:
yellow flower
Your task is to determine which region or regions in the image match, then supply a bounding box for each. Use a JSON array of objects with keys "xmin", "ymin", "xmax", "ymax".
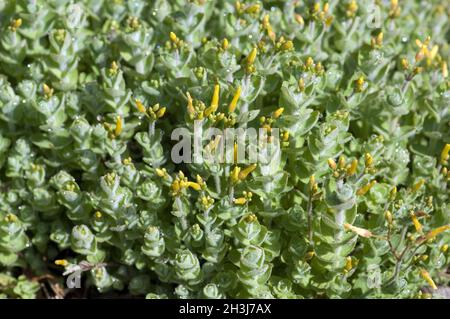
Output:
[
  {"xmin": 424, "ymin": 225, "xmax": 450, "ymax": 241},
  {"xmin": 228, "ymin": 86, "xmax": 242, "ymax": 113},
  {"xmin": 356, "ymin": 180, "xmax": 377, "ymax": 196},
  {"xmin": 205, "ymin": 84, "xmax": 220, "ymax": 116},
  {"xmin": 442, "ymin": 62, "xmax": 448, "ymax": 78},
  {"xmin": 187, "ymin": 181, "xmax": 202, "ymax": 191},
  {"xmin": 156, "ymin": 107, "xmax": 166, "ymax": 118},
  {"xmin": 344, "ymin": 223, "xmax": 373, "ymax": 238},
  {"xmin": 419, "ymin": 269, "xmax": 437, "ymax": 290},
  {"xmin": 410, "ymin": 212, "xmax": 423, "ymax": 233},
  {"xmin": 238, "ymin": 164, "xmax": 257, "ymax": 180}
]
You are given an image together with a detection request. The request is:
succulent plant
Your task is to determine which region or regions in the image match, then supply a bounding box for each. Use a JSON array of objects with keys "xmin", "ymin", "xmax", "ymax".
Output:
[{"xmin": 0, "ymin": 0, "xmax": 448, "ymax": 299}]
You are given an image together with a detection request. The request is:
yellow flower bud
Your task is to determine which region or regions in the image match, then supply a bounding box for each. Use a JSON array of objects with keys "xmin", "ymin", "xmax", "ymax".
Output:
[
  {"xmin": 95, "ymin": 211, "xmax": 102, "ymax": 219},
  {"xmin": 135, "ymin": 99, "xmax": 146, "ymax": 113},
  {"xmin": 385, "ymin": 210, "xmax": 393, "ymax": 224},
  {"xmin": 272, "ymin": 107, "xmax": 284, "ymax": 119},
  {"xmin": 410, "ymin": 213, "xmax": 423, "ymax": 233},
  {"xmin": 442, "ymin": 62, "xmax": 448, "ymax": 78},
  {"xmin": 4, "ymin": 214, "xmax": 18, "ymax": 223},
  {"xmin": 171, "ymin": 180, "xmax": 180, "ymax": 192},
  {"xmin": 43, "ymin": 84, "xmax": 53, "ymax": 98},
  {"xmin": 344, "ymin": 256, "xmax": 353, "ymax": 271},
  {"xmin": 298, "ymin": 78, "xmax": 305, "ymax": 91},
  {"xmin": 10, "ymin": 18, "xmax": 22, "ymax": 31},
  {"xmin": 327, "ymin": 158, "xmax": 337, "ymax": 170},
  {"xmin": 356, "ymin": 180, "xmax": 377, "ymax": 196},
  {"xmin": 186, "ymin": 92, "xmax": 195, "ymax": 115},
  {"xmin": 169, "ymin": 31, "xmax": 178, "ymax": 43},
  {"xmin": 400, "ymin": 58, "xmax": 409, "ymax": 70},
  {"xmin": 187, "ymin": 182, "xmax": 201, "ymax": 191},
  {"xmin": 412, "ymin": 179, "xmax": 425, "ymax": 193},
  {"xmin": 440, "ymin": 144, "xmax": 450, "ymax": 165},
  {"xmin": 247, "ymin": 47, "xmax": 257, "ymax": 65},
  {"xmin": 222, "ymin": 38, "xmax": 229, "ymax": 50},
  {"xmin": 115, "ymin": 115, "xmax": 122, "ymax": 137},
  {"xmin": 205, "ymin": 84, "xmax": 220, "ymax": 116},
  {"xmin": 305, "ymin": 57, "xmax": 314, "ymax": 68},
  {"xmin": 234, "ymin": 197, "xmax": 247, "ymax": 205},
  {"xmin": 155, "ymin": 168, "xmax": 166, "ymax": 177},
  {"xmin": 294, "ymin": 14, "xmax": 304, "ymax": 25},
  {"xmin": 231, "ymin": 166, "xmax": 241, "ymax": 184},
  {"xmin": 156, "ymin": 107, "xmax": 166, "ymax": 118},
  {"xmin": 338, "ymin": 155, "xmax": 346, "ymax": 169},
  {"xmin": 55, "ymin": 259, "xmax": 69, "ymax": 267},
  {"xmin": 238, "ymin": 164, "xmax": 257, "ymax": 180},
  {"xmin": 364, "ymin": 153, "xmax": 373, "ymax": 167},
  {"xmin": 347, "ymin": 159, "xmax": 358, "ymax": 176},
  {"xmin": 228, "ymin": 86, "xmax": 241, "ymax": 113},
  {"xmin": 281, "ymin": 40, "xmax": 294, "ymax": 51}
]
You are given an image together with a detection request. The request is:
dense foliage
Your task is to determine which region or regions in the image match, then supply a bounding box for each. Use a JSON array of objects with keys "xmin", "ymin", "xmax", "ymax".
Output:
[{"xmin": 0, "ymin": 0, "xmax": 449, "ymax": 299}]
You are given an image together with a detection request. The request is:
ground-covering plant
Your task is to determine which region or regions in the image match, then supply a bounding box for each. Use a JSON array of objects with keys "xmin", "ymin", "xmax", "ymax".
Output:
[{"xmin": 0, "ymin": 0, "xmax": 449, "ymax": 299}]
